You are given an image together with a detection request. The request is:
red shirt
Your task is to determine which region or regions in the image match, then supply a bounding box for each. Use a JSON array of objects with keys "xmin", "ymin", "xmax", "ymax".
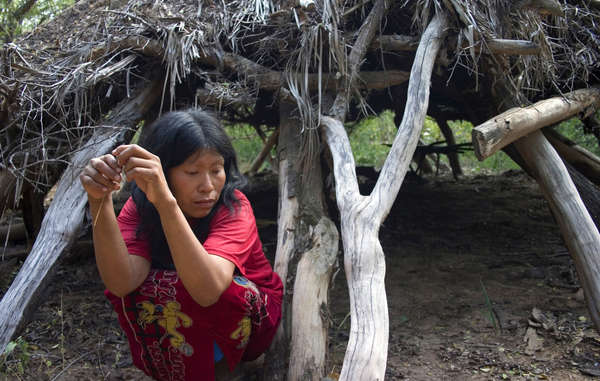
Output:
[
  {"xmin": 110, "ymin": 190, "xmax": 283, "ymax": 380},
  {"xmin": 118, "ymin": 190, "xmax": 282, "ymax": 301}
]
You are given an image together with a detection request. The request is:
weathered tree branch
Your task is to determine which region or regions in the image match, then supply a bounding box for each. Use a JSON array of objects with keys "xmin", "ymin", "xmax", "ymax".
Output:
[
  {"xmin": 514, "ymin": 131, "xmax": 600, "ymax": 328},
  {"xmin": 514, "ymin": 0, "xmax": 564, "ymax": 16},
  {"xmin": 322, "ymin": 9, "xmax": 448, "ymax": 381},
  {"xmin": 485, "ymin": 39, "xmax": 540, "ymax": 55},
  {"xmin": 371, "ymin": 13, "xmax": 448, "ymax": 224},
  {"xmin": 472, "ymin": 87, "xmax": 600, "ymax": 160},
  {"xmin": 0, "ymin": 79, "xmax": 162, "ymax": 354},
  {"xmin": 329, "ymin": 0, "xmax": 390, "ymax": 120}
]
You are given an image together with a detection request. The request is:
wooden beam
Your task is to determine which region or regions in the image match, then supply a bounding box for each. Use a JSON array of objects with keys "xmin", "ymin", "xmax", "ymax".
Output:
[
  {"xmin": 486, "ymin": 39, "xmax": 540, "ymax": 56},
  {"xmin": 371, "ymin": 34, "xmax": 419, "ymax": 51},
  {"xmin": 514, "ymin": 131, "xmax": 600, "ymax": 329},
  {"xmin": 514, "ymin": 0, "xmax": 564, "ymax": 16},
  {"xmin": 472, "ymin": 87, "xmax": 600, "ymax": 160},
  {"xmin": 0, "ymin": 80, "xmax": 162, "ymax": 354}
]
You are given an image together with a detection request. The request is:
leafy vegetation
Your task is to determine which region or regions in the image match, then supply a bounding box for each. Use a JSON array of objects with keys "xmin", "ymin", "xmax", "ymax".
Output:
[
  {"xmin": 226, "ymin": 124, "xmax": 277, "ymax": 173},
  {"xmin": 227, "ymin": 110, "xmax": 600, "ymax": 177},
  {"xmin": 0, "ymin": 336, "xmax": 30, "ymax": 377},
  {"xmin": 0, "ymin": 0, "xmax": 74, "ymax": 42}
]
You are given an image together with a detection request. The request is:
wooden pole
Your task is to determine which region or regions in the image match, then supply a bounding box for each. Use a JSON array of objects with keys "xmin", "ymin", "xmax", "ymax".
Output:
[
  {"xmin": 0, "ymin": 80, "xmax": 162, "ymax": 354},
  {"xmin": 514, "ymin": 131, "xmax": 600, "ymax": 329},
  {"xmin": 472, "ymin": 88, "xmax": 600, "ymax": 160},
  {"xmin": 322, "ymin": 12, "xmax": 448, "ymax": 380}
]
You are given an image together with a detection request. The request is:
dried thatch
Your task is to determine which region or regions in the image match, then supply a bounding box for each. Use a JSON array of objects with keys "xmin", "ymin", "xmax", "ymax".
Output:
[{"xmin": 1, "ymin": 0, "xmax": 599, "ymax": 194}]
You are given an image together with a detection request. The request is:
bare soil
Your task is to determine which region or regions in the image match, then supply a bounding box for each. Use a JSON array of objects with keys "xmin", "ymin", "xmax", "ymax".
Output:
[{"xmin": 2, "ymin": 171, "xmax": 600, "ymax": 380}]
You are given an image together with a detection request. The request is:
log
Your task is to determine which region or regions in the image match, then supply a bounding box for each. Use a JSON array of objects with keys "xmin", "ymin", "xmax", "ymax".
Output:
[
  {"xmin": 262, "ymin": 103, "xmax": 300, "ymax": 381},
  {"xmin": 472, "ymin": 87, "xmax": 600, "ymax": 160},
  {"xmin": 288, "ymin": 218, "xmax": 338, "ymax": 380},
  {"xmin": 322, "ymin": 12, "xmax": 448, "ymax": 380},
  {"xmin": 485, "ymin": 39, "xmax": 540, "ymax": 56},
  {"xmin": 544, "ymin": 128, "xmax": 600, "ymax": 185},
  {"xmin": 514, "ymin": 0, "xmax": 564, "ymax": 16},
  {"xmin": 0, "ymin": 80, "xmax": 162, "ymax": 354},
  {"xmin": 514, "ymin": 131, "xmax": 600, "ymax": 329}
]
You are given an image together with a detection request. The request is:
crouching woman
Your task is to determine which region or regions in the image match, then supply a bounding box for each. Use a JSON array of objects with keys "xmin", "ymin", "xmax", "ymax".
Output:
[{"xmin": 79, "ymin": 110, "xmax": 283, "ymax": 380}]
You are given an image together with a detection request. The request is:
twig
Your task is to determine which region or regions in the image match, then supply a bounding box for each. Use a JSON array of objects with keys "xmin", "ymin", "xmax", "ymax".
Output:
[
  {"xmin": 93, "ymin": 195, "xmax": 106, "ymax": 228},
  {"xmin": 50, "ymin": 351, "xmax": 94, "ymax": 381}
]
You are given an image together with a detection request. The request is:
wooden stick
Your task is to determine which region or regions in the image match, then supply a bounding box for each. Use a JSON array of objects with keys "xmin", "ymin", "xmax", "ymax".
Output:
[
  {"xmin": 514, "ymin": 130, "xmax": 600, "ymax": 329},
  {"xmin": 0, "ymin": 80, "xmax": 162, "ymax": 354},
  {"xmin": 322, "ymin": 12, "xmax": 449, "ymax": 381},
  {"xmin": 472, "ymin": 87, "xmax": 600, "ymax": 160}
]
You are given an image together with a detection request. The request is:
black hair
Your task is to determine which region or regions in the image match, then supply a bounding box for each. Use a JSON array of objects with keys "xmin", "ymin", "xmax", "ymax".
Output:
[{"xmin": 131, "ymin": 109, "xmax": 247, "ymax": 269}]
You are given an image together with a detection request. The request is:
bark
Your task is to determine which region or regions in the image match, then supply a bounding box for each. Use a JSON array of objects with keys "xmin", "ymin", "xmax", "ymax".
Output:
[
  {"xmin": 514, "ymin": 131, "xmax": 600, "ymax": 329},
  {"xmin": 0, "ymin": 80, "xmax": 162, "ymax": 354},
  {"xmin": 322, "ymin": 13, "xmax": 448, "ymax": 380},
  {"xmin": 472, "ymin": 87, "xmax": 600, "ymax": 160},
  {"xmin": 485, "ymin": 39, "xmax": 540, "ymax": 55},
  {"xmin": 262, "ymin": 102, "xmax": 300, "ymax": 381}
]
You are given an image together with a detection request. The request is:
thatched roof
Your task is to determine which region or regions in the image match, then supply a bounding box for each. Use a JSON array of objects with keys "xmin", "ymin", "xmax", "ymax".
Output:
[{"xmin": 1, "ymin": 0, "xmax": 599, "ymax": 191}]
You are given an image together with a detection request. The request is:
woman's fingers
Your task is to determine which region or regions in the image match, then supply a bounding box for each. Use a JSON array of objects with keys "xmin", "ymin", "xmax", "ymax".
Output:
[
  {"xmin": 112, "ymin": 144, "xmax": 156, "ymax": 166},
  {"xmin": 79, "ymin": 154, "xmax": 123, "ymax": 199}
]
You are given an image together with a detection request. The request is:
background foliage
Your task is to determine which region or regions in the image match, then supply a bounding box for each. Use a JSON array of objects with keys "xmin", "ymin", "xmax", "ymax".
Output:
[{"xmin": 1, "ymin": 0, "xmax": 75, "ymax": 42}]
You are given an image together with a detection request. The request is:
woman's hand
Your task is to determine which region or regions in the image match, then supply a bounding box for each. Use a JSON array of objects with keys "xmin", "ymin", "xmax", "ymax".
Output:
[
  {"xmin": 112, "ymin": 144, "xmax": 175, "ymax": 208},
  {"xmin": 80, "ymin": 153, "xmax": 123, "ymax": 201}
]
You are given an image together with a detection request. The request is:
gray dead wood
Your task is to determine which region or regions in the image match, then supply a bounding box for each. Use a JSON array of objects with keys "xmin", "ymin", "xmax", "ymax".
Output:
[
  {"xmin": 472, "ymin": 87, "xmax": 600, "ymax": 160},
  {"xmin": 514, "ymin": 131, "xmax": 600, "ymax": 329},
  {"xmin": 322, "ymin": 13, "xmax": 448, "ymax": 380},
  {"xmin": 0, "ymin": 80, "xmax": 161, "ymax": 354},
  {"xmin": 262, "ymin": 102, "xmax": 300, "ymax": 381},
  {"xmin": 485, "ymin": 39, "xmax": 540, "ymax": 55}
]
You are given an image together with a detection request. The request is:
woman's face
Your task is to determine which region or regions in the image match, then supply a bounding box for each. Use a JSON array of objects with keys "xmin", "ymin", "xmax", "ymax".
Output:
[{"xmin": 168, "ymin": 149, "xmax": 227, "ymax": 218}]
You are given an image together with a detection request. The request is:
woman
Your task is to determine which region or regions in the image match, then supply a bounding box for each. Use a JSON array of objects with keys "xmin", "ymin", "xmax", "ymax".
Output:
[{"xmin": 79, "ymin": 110, "xmax": 283, "ymax": 380}]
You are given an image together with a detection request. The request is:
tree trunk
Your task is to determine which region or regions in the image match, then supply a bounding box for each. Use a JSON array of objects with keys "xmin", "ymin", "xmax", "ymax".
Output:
[
  {"xmin": 262, "ymin": 103, "xmax": 300, "ymax": 381},
  {"xmin": 322, "ymin": 13, "xmax": 448, "ymax": 380},
  {"xmin": 0, "ymin": 80, "xmax": 162, "ymax": 354},
  {"xmin": 514, "ymin": 131, "xmax": 600, "ymax": 329},
  {"xmin": 263, "ymin": 101, "xmax": 338, "ymax": 381}
]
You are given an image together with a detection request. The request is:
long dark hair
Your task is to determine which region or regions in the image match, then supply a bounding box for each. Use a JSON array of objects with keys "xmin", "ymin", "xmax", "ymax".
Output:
[{"xmin": 131, "ymin": 109, "xmax": 247, "ymax": 269}]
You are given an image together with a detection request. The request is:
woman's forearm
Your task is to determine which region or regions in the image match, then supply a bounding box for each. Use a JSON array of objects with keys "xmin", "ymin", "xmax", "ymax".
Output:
[
  {"xmin": 90, "ymin": 196, "xmax": 149, "ymax": 296},
  {"xmin": 157, "ymin": 198, "xmax": 234, "ymax": 307}
]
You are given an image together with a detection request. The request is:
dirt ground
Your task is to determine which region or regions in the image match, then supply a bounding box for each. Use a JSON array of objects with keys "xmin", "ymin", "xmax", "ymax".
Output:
[{"xmin": 2, "ymin": 170, "xmax": 600, "ymax": 380}]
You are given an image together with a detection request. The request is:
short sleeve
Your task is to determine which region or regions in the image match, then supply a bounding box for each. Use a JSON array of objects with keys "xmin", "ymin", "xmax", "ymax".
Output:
[
  {"xmin": 117, "ymin": 197, "xmax": 151, "ymax": 261},
  {"xmin": 202, "ymin": 194, "xmax": 257, "ymax": 275}
]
